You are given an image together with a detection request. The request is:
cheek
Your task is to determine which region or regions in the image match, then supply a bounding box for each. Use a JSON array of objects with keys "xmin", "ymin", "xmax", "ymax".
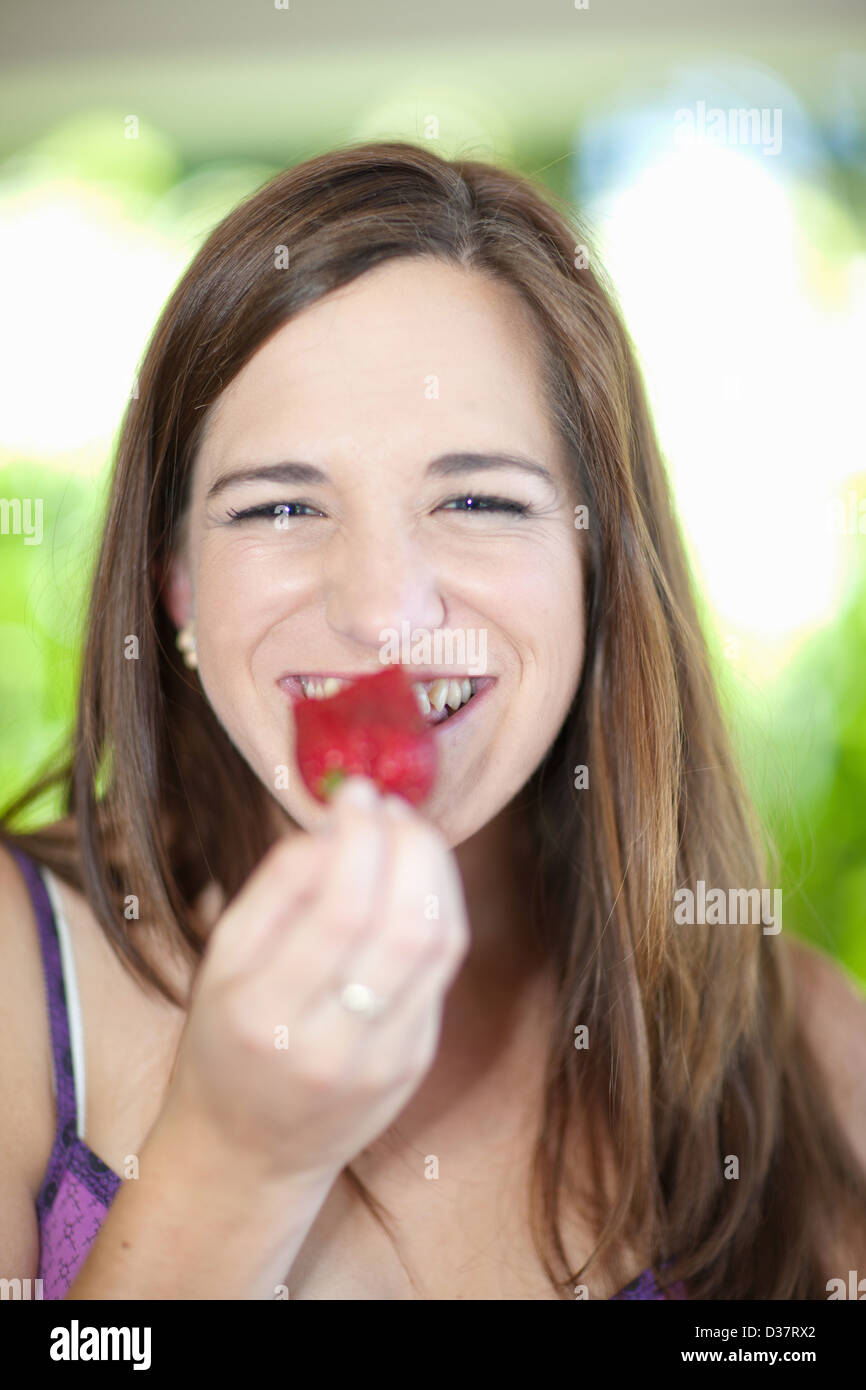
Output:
[
  {"xmin": 507, "ymin": 535, "xmax": 585, "ymax": 655},
  {"xmin": 194, "ymin": 541, "xmax": 308, "ymax": 651},
  {"xmin": 519, "ymin": 541, "xmax": 586, "ymax": 720}
]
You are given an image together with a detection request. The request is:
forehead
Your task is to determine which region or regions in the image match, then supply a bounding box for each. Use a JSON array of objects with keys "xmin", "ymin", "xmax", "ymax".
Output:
[{"xmin": 195, "ymin": 258, "xmax": 561, "ymax": 475}]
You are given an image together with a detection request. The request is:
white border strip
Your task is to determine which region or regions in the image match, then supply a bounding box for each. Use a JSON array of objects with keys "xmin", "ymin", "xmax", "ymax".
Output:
[{"xmin": 41, "ymin": 868, "xmax": 86, "ymax": 1140}]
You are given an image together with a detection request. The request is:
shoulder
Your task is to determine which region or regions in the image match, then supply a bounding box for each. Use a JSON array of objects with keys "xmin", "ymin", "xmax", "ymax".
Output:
[
  {"xmin": 783, "ymin": 935, "xmax": 866, "ymax": 1170},
  {"xmin": 0, "ymin": 838, "xmax": 57, "ymax": 1205}
]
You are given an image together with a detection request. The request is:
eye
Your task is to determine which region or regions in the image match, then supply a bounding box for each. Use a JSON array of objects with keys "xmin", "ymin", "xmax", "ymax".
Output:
[
  {"xmin": 438, "ymin": 494, "xmax": 531, "ymax": 516},
  {"xmin": 226, "ymin": 501, "xmax": 323, "ymax": 522}
]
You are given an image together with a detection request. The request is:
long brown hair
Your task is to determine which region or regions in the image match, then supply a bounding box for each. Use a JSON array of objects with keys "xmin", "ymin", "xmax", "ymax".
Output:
[{"xmin": 4, "ymin": 139, "xmax": 865, "ymax": 1298}]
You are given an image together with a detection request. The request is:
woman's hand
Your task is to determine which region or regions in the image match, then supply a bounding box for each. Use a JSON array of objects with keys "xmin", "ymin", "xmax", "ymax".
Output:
[{"xmin": 156, "ymin": 777, "xmax": 470, "ymax": 1188}]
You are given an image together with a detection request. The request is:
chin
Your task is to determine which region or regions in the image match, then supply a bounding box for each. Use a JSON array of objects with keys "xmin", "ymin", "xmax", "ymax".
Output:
[{"xmin": 422, "ymin": 789, "xmax": 499, "ymax": 845}]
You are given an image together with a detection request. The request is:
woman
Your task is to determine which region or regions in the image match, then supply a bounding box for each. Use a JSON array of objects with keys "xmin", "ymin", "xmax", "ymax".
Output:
[{"xmin": 1, "ymin": 140, "xmax": 864, "ymax": 1301}]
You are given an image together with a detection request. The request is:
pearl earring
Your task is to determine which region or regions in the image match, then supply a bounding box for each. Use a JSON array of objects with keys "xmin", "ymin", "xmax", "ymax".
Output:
[{"xmin": 175, "ymin": 620, "xmax": 198, "ymax": 669}]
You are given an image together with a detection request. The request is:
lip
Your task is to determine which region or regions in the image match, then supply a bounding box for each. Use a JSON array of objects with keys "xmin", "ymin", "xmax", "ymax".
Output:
[
  {"xmin": 426, "ymin": 674, "xmax": 496, "ymax": 732},
  {"xmin": 276, "ymin": 671, "xmax": 497, "ymax": 729},
  {"xmin": 276, "ymin": 670, "xmax": 491, "ymax": 694}
]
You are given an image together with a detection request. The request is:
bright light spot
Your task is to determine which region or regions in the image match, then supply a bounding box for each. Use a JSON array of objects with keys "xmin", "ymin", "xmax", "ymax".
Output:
[
  {"xmin": 588, "ymin": 144, "xmax": 865, "ymax": 665},
  {"xmin": 0, "ymin": 178, "xmax": 183, "ymax": 470},
  {"xmin": 348, "ymin": 82, "xmax": 511, "ymax": 161}
]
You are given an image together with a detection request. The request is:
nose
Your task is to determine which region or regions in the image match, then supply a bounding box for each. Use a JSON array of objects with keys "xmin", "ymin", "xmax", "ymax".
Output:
[{"xmin": 324, "ymin": 523, "xmax": 446, "ymax": 650}]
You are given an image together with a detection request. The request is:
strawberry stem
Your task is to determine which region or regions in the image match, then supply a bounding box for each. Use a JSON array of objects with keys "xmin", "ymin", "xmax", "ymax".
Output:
[{"xmin": 319, "ymin": 767, "xmax": 348, "ymax": 800}]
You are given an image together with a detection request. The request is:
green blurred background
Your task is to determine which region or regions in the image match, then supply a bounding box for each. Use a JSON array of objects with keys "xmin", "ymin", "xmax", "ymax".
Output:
[{"xmin": 1, "ymin": 1, "xmax": 864, "ymax": 982}]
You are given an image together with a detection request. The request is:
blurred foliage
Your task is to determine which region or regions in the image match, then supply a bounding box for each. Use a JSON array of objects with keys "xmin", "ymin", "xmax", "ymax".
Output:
[
  {"xmin": 0, "ymin": 463, "xmax": 101, "ymax": 826},
  {"xmin": 1, "ymin": 122, "xmax": 864, "ymax": 991},
  {"xmin": 2, "ymin": 463, "xmax": 864, "ymax": 990},
  {"xmin": 24, "ymin": 109, "xmax": 182, "ymax": 197},
  {"xmin": 737, "ymin": 553, "xmax": 866, "ymax": 986}
]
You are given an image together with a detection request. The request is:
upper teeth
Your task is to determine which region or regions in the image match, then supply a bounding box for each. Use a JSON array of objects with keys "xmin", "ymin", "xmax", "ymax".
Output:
[
  {"xmin": 298, "ymin": 674, "xmax": 476, "ymax": 716},
  {"xmin": 299, "ymin": 676, "xmax": 345, "ymax": 700}
]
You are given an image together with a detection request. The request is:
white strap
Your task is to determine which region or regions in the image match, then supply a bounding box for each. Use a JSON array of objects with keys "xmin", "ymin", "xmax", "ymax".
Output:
[{"xmin": 41, "ymin": 868, "xmax": 86, "ymax": 1140}]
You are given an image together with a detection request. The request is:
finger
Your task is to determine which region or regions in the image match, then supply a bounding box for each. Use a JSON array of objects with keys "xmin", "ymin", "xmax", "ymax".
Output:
[
  {"xmin": 253, "ymin": 779, "xmax": 393, "ymax": 998},
  {"xmin": 207, "ymin": 775, "xmax": 389, "ymax": 976},
  {"xmin": 205, "ymin": 830, "xmax": 334, "ymax": 978},
  {"xmin": 381, "ymin": 795, "xmax": 468, "ymax": 945},
  {"xmin": 302, "ymin": 811, "xmax": 459, "ymax": 1040}
]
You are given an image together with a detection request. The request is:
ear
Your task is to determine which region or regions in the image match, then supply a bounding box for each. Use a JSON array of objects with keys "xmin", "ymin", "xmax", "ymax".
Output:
[{"xmin": 161, "ymin": 551, "xmax": 194, "ymax": 629}]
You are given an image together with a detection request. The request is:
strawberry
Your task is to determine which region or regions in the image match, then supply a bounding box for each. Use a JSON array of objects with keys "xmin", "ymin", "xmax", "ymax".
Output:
[{"xmin": 292, "ymin": 665, "xmax": 437, "ymax": 805}]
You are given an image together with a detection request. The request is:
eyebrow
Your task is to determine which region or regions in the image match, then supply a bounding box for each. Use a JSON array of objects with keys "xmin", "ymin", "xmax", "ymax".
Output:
[{"xmin": 205, "ymin": 451, "xmax": 558, "ymax": 501}]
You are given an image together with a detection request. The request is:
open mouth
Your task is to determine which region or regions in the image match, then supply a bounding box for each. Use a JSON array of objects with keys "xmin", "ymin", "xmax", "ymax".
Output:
[{"xmin": 278, "ymin": 673, "xmax": 494, "ymax": 727}]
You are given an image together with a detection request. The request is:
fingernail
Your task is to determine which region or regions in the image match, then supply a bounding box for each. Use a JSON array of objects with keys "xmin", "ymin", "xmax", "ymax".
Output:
[{"xmin": 333, "ymin": 776, "xmax": 378, "ymax": 809}]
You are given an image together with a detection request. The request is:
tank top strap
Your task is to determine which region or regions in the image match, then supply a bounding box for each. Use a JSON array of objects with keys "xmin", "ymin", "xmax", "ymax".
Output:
[{"xmin": 7, "ymin": 845, "xmax": 79, "ymax": 1135}]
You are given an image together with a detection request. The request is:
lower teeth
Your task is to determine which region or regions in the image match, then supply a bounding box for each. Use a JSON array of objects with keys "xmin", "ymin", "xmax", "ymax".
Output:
[{"xmin": 428, "ymin": 695, "xmax": 472, "ymax": 724}]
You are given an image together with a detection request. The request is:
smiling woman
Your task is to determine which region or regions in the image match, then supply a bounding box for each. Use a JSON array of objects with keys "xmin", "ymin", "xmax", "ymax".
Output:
[
  {"xmin": 162, "ymin": 252, "xmax": 583, "ymax": 840},
  {"xmin": 1, "ymin": 140, "xmax": 865, "ymax": 1302}
]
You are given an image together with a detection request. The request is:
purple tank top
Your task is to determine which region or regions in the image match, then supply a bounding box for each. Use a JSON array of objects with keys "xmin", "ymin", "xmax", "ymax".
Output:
[
  {"xmin": 12, "ymin": 844, "xmax": 686, "ymax": 1301},
  {"xmin": 11, "ymin": 846, "xmax": 122, "ymax": 1299}
]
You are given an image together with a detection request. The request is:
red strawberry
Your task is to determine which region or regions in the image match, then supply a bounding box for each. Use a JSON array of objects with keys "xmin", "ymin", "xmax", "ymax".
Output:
[{"xmin": 292, "ymin": 665, "xmax": 437, "ymax": 805}]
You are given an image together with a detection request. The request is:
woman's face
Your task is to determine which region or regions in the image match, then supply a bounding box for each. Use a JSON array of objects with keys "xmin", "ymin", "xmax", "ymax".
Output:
[{"xmin": 168, "ymin": 258, "xmax": 586, "ymax": 846}]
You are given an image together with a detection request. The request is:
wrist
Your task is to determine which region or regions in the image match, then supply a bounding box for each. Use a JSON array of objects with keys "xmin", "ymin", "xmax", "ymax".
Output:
[{"xmin": 144, "ymin": 1104, "xmax": 337, "ymax": 1212}]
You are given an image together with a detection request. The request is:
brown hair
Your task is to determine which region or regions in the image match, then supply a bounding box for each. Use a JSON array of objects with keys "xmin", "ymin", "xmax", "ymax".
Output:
[{"xmin": 4, "ymin": 139, "xmax": 865, "ymax": 1298}]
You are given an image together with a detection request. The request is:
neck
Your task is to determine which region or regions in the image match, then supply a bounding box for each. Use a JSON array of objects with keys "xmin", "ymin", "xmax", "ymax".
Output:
[
  {"xmin": 261, "ymin": 788, "xmax": 548, "ymax": 1006},
  {"xmin": 453, "ymin": 797, "xmax": 541, "ymax": 972},
  {"xmin": 382, "ymin": 796, "xmax": 555, "ymax": 1145}
]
